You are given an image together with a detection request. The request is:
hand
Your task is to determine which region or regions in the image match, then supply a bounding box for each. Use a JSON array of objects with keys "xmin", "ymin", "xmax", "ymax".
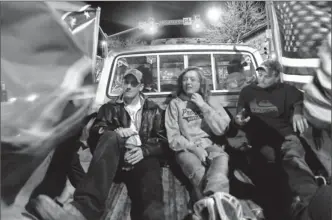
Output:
[
  {"xmin": 292, "ymin": 114, "xmax": 309, "ymax": 134},
  {"xmin": 115, "ymin": 127, "xmax": 138, "ymax": 138},
  {"xmin": 190, "ymin": 146, "xmax": 208, "ymax": 164},
  {"xmin": 234, "ymin": 108, "xmax": 250, "ymax": 126},
  {"xmin": 124, "ymin": 147, "xmax": 144, "ymax": 165},
  {"xmin": 191, "ymin": 93, "xmax": 206, "ymax": 109}
]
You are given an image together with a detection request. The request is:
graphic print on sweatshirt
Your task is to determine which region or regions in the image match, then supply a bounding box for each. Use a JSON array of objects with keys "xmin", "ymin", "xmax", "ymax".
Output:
[
  {"xmin": 182, "ymin": 108, "xmax": 203, "ymax": 122},
  {"xmin": 249, "ymin": 98, "xmax": 279, "ymax": 116}
]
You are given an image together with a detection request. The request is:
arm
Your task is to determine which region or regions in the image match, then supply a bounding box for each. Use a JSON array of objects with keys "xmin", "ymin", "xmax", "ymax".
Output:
[
  {"xmin": 199, "ymin": 102, "xmax": 231, "ymax": 136},
  {"xmin": 141, "ymin": 107, "xmax": 168, "ymax": 157},
  {"xmin": 287, "ymin": 85, "xmax": 303, "ymax": 116},
  {"xmin": 236, "ymin": 88, "xmax": 248, "ymax": 114},
  {"xmin": 286, "ymin": 85, "xmax": 309, "ymax": 133},
  {"xmin": 90, "ymin": 103, "xmax": 118, "ymax": 135},
  {"xmin": 165, "ymin": 100, "xmax": 195, "ymax": 151},
  {"xmin": 224, "ymin": 108, "xmax": 239, "ymax": 138},
  {"xmin": 234, "ymin": 88, "xmax": 251, "ymax": 131}
]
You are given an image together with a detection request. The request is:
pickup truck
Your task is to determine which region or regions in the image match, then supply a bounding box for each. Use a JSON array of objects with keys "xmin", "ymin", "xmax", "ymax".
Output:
[{"xmin": 85, "ymin": 40, "xmax": 330, "ymax": 220}]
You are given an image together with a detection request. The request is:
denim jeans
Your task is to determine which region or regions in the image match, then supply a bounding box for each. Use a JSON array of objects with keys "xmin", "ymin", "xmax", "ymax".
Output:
[
  {"xmin": 280, "ymin": 135, "xmax": 321, "ymax": 218},
  {"xmin": 29, "ymin": 136, "xmax": 85, "ymax": 200},
  {"xmin": 249, "ymin": 135, "xmax": 322, "ymax": 219},
  {"xmin": 176, "ymin": 145, "xmax": 229, "ymax": 198},
  {"xmin": 72, "ymin": 131, "xmax": 165, "ymax": 220}
]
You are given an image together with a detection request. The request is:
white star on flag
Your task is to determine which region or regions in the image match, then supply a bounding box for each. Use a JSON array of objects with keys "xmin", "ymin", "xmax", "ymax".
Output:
[
  {"xmin": 69, "ymin": 17, "xmax": 76, "ymax": 27},
  {"xmin": 84, "ymin": 11, "xmax": 90, "ymax": 19}
]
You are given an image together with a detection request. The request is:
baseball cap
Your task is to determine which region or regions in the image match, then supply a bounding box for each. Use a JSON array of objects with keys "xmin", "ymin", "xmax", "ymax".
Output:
[
  {"xmin": 124, "ymin": 69, "xmax": 143, "ymax": 83},
  {"xmin": 256, "ymin": 59, "xmax": 283, "ymax": 74}
]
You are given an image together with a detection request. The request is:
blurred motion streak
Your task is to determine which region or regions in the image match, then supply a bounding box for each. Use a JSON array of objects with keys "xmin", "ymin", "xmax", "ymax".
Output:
[{"xmin": 0, "ymin": 1, "xmax": 95, "ymax": 207}]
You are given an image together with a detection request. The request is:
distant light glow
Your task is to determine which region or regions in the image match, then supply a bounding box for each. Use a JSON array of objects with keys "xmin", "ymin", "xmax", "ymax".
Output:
[
  {"xmin": 26, "ymin": 94, "xmax": 39, "ymax": 102},
  {"xmin": 207, "ymin": 7, "xmax": 222, "ymax": 23},
  {"xmin": 8, "ymin": 97, "xmax": 17, "ymax": 103},
  {"xmin": 101, "ymin": 41, "xmax": 107, "ymax": 47},
  {"xmin": 192, "ymin": 20, "xmax": 204, "ymax": 32},
  {"xmin": 145, "ymin": 24, "xmax": 158, "ymax": 35}
]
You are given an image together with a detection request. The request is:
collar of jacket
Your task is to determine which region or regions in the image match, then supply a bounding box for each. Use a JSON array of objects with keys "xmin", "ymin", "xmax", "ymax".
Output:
[
  {"xmin": 114, "ymin": 92, "xmax": 157, "ymax": 110},
  {"xmin": 178, "ymin": 93, "xmax": 191, "ymax": 102}
]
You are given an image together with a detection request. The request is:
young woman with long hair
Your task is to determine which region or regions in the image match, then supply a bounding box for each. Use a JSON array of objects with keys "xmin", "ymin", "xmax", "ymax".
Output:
[{"xmin": 165, "ymin": 67, "xmax": 239, "ymax": 218}]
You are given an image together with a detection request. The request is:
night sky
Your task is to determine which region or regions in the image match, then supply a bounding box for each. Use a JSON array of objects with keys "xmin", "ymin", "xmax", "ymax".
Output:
[{"xmin": 86, "ymin": 1, "xmax": 226, "ymax": 39}]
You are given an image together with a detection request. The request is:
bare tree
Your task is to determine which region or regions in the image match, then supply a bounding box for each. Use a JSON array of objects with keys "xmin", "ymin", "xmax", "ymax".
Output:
[
  {"xmin": 205, "ymin": 1, "xmax": 266, "ymax": 43},
  {"xmin": 107, "ymin": 36, "xmax": 148, "ymax": 50}
]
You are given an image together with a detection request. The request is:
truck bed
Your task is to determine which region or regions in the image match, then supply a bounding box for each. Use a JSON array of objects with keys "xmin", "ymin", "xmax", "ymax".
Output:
[{"xmin": 101, "ymin": 166, "xmax": 263, "ymax": 220}]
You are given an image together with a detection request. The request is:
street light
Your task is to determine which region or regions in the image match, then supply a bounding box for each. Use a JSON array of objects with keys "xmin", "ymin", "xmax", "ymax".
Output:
[
  {"xmin": 192, "ymin": 20, "xmax": 203, "ymax": 32},
  {"xmin": 207, "ymin": 6, "xmax": 222, "ymax": 23},
  {"xmin": 192, "ymin": 15, "xmax": 204, "ymax": 32},
  {"xmin": 145, "ymin": 23, "xmax": 158, "ymax": 35}
]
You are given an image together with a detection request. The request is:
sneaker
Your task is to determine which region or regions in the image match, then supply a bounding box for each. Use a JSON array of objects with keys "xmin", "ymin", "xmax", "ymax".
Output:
[
  {"xmin": 31, "ymin": 195, "xmax": 86, "ymax": 220},
  {"xmin": 289, "ymin": 196, "xmax": 305, "ymax": 220},
  {"xmin": 212, "ymin": 192, "xmax": 243, "ymax": 220},
  {"xmin": 193, "ymin": 197, "xmax": 217, "ymax": 220}
]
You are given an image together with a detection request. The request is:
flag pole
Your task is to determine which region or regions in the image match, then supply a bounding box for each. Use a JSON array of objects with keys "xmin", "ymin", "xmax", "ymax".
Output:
[
  {"xmin": 91, "ymin": 7, "xmax": 101, "ymax": 83},
  {"xmin": 267, "ymin": 1, "xmax": 285, "ymax": 82},
  {"xmin": 268, "ymin": 1, "xmax": 282, "ymax": 62}
]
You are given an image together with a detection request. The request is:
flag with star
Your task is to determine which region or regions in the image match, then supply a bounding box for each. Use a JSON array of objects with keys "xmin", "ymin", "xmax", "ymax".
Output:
[
  {"xmin": 269, "ymin": 1, "xmax": 331, "ymax": 87},
  {"xmin": 60, "ymin": 4, "xmax": 99, "ymax": 59},
  {"xmin": 269, "ymin": 1, "xmax": 331, "ymax": 175}
]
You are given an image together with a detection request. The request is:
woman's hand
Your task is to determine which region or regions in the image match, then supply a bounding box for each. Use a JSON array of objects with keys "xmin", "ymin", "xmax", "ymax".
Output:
[
  {"xmin": 190, "ymin": 146, "xmax": 208, "ymax": 164},
  {"xmin": 191, "ymin": 93, "xmax": 206, "ymax": 109}
]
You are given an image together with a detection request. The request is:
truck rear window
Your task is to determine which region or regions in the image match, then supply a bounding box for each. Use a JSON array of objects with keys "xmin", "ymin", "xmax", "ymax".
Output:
[{"xmin": 109, "ymin": 52, "xmax": 257, "ymax": 96}]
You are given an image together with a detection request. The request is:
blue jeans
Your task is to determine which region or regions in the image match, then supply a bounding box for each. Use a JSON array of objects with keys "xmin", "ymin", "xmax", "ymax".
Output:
[
  {"xmin": 73, "ymin": 131, "xmax": 164, "ymax": 220},
  {"xmin": 176, "ymin": 145, "xmax": 229, "ymax": 197}
]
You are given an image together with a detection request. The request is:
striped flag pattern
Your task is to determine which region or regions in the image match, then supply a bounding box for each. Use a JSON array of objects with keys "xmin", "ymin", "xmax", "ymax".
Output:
[
  {"xmin": 269, "ymin": 1, "xmax": 331, "ymax": 129},
  {"xmin": 303, "ymin": 33, "xmax": 331, "ymax": 130},
  {"xmin": 270, "ymin": 1, "xmax": 331, "ymax": 88}
]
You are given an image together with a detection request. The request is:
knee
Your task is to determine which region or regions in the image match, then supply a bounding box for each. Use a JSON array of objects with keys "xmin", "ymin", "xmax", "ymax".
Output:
[
  {"xmin": 175, "ymin": 151, "xmax": 205, "ymax": 184},
  {"xmin": 282, "ymin": 136, "xmax": 305, "ymax": 159},
  {"xmin": 206, "ymin": 147, "xmax": 229, "ymax": 160},
  {"xmin": 176, "ymin": 151, "xmax": 192, "ymax": 161},
  {"xmin": 175, "ymin": 151, "xmax": 204, "ymax": 171},
  {"xmin": 142, "ymin": 203, "xmax": 164, "ymax": 220},
  {"xmin": 260, "ymin": 145, "xmax": 277, "ymax": 163},
  {"xmin": 92, "ymin": 131, "xmax": 123, "ymax": 158}
]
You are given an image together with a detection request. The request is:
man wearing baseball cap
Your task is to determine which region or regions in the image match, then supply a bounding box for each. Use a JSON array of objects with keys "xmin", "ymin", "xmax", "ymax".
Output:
[
  {"xmin": 232, "ymin": 59, "xmax": 317, "ymax": 219},
  {"xmin": 33, "ymin": 68, "xmax": 167, "ymax": 220}
]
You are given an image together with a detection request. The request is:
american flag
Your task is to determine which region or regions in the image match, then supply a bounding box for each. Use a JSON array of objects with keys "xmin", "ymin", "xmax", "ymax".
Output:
[
  {"xmin": 303, "ymin": 33, "xmax": 331, "ymax": 130},
  {"xmin": 269, "ymin": 1, "xmax": 331, "ymax": 86},
  {"xmin": 269, "ymin": 2, "xmax": 331, "ymax": 173}
]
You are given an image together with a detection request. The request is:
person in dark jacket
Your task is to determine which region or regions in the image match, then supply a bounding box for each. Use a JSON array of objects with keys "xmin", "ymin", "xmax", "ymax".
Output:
[
  {"xmin": 233, "ymin": 59, "xmax": 328, "ymax": 220},
  {"xmin": 32, "ymin": 69, "xmax": 167, "ymax": 220}
]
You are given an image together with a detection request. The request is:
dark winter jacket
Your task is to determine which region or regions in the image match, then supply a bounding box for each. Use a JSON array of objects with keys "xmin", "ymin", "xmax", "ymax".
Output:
[{"xmin": 89, "ymin": 95, "xmax": 168, "ymax": 158}]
